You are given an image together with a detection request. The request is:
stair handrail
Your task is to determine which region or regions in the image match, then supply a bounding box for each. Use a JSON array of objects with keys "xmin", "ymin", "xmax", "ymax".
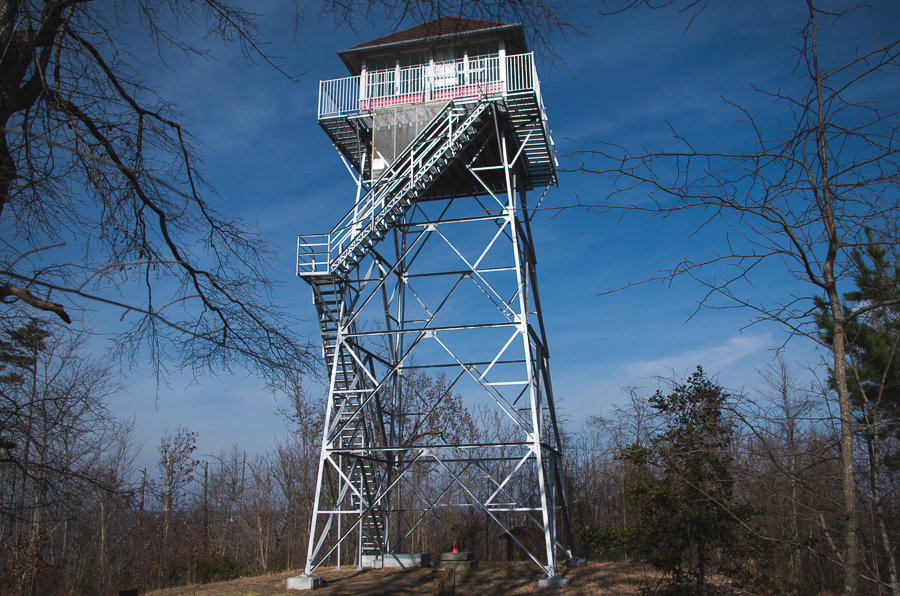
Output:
[
  {"xmin": 325, "ymin": 100, "xmax": 478, "ymax": 270},
  {"xmin": 325, "ymin": 101, "xmax": 458, "ymax": 256},
  {"xmin": 330, "ymin": 100, "xmax": 489, "ymax": 274}
]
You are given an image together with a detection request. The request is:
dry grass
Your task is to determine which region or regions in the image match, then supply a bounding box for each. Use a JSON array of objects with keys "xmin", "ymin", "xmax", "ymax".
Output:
[{"xmin": 146, "ymin": 560, "xmax": 658, "ymax": 596}]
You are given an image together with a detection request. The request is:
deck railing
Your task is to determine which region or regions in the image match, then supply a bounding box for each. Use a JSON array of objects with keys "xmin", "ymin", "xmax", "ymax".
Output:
[
  {"xmin": 296, "ymin": 234, "xmax": 330, "ymax": 275},
  {"xmin": 318, "ymin": 52, "xmax": 539, "ymax": 119}
]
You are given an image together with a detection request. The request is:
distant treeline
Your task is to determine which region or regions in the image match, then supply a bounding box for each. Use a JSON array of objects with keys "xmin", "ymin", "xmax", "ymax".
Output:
[{"xmin": 2, "ymin": 321, "xmax": 899, "ymax": 595}]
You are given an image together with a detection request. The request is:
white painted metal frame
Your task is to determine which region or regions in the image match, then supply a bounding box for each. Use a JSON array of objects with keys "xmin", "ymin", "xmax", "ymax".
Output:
[
  {"xmin": 300, "ymin": 103, "xmax": 572, "ymax": 580},
  {"xmin": 318, "ymin": 53, "xmax": 537, "ymax": 119}
]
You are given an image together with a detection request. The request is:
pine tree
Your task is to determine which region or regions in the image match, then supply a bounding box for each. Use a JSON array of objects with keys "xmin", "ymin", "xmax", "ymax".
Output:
[
  {"xmin": 815, "ymin": 237, "xmax": 900, "ymax": 595},
  {"xmin": 816, "ymin": 239, "xmax": 900, "ymax": 459}
]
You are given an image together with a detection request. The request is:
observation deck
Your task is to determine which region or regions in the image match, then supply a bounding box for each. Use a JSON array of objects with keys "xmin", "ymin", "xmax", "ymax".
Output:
[{"xmin": 317, "ymin": 51, "xmax": 557, "ymax": 190}]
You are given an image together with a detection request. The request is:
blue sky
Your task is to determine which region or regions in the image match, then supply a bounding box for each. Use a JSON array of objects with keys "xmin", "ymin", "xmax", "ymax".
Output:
[{"xmin": 100, "ymin": 0, "xmax": 900, "ymax": 467}]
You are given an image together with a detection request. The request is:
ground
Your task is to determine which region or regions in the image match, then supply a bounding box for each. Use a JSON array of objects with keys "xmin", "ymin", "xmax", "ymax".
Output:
[{"xmin": 146, "ymin": 561, "xmax": 657, "ymax": 595}]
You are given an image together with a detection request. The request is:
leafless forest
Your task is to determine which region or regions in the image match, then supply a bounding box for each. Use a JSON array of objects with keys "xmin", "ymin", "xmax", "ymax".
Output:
[{"xmin": 2, "ymin": 322, "xmax": 899, "ymax": 595}]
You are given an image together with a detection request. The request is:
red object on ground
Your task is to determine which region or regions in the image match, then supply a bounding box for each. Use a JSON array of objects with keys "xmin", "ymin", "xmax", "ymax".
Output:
[{"xmin": 452, "ymin": 539, "xmax": 459, "ymax": 554}]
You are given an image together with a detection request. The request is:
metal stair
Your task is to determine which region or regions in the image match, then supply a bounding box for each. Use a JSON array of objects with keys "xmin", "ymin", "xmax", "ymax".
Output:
[
  {"xmin": 326, "ymin": 99, "xmax": 492, "ymax": 277},
  {"xmin": 309, "ymin": 276, "xmax": 387, "ymax": 556},
  {"xmin": 306, "ymin": 97, "xmax": 496, "ymax": 467},
  {"xmin": 505, "ymin": 91, "xmax": 557, "ymax": 188},
  {"xmin": 301, "ymin": 98, "xmax": 494, "ymax": 563},
  {"xmin": 320, "ymin": 113, "xmax": 372, "ymax": 180}
]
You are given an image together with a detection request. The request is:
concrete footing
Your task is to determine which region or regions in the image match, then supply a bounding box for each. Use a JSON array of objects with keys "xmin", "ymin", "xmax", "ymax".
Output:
[
  {"xmin": 286, "ymin": 574, "xmax": 321, "ymax": 590},
  {"xmin": 434, "ymin": 550, "xmax": 478, "ymax": 569},
  {"xmin": 564, "ymin": 557, "xmax": 587, "ymax": 568},
  {"xmin": 361, "ymin": 552, "xmax": 431, "ymax": 568},
  {"xmin": 538, "ymin": 576, "xmax": 571, "ymax": 589}
]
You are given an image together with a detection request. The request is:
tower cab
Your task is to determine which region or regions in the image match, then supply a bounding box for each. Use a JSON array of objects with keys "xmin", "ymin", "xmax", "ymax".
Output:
[{"xmin": 317, "ymin": 17, "xmax": 557, "ymax": 190}]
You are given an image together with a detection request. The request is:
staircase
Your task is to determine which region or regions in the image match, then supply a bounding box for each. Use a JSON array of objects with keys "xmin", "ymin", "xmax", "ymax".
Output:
[
  {"xmin": 308, "ymin": 276, "xmax": 388, "ymax": 558},
  {"xmin": 505, "ymin": 91, "xmax": 557, "ymax": 188},
  {"xmin": 306, "ymin": 99, "xmax": 492, "ymax": 279},
  {"xmin": 319, "ymin": 113, "xmax": 372, "ymax": 180},
  {"xmin": 301, "ymin": 97, "xmax": 493, "ymax": 561}
]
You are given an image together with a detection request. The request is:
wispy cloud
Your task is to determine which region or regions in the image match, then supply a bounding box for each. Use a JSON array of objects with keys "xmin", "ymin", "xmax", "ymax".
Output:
[
  {"xmin": 553, "ymin": 332, "xmax": 777, "ymax": 419},
  {"xmin": 622, "ymin": 333, "xmax": 773, "ymax": 382}
]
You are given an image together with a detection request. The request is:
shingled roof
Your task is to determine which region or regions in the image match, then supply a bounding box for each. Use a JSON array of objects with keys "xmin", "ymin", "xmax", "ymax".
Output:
[
  {"xmin": 346, "ymin": 17, "xmax": 512, "ymax": 50},
  {"xmin": 337, "ymin": 17, "xmax": 527, "ymax": 75}
]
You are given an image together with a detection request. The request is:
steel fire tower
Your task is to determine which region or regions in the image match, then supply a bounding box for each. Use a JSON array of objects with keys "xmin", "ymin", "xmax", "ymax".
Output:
[{"xmin": 296, "ymin": 18, "xmax": 574, "ymax": 584}]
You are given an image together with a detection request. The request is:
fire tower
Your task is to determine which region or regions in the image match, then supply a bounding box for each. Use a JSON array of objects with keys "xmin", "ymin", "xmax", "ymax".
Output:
[{"xmin": 294, "ymin": 17, "xmax": 574, "ymax": 586}]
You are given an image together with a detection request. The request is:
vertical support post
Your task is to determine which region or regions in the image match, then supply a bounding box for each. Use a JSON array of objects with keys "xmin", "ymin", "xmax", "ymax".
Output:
[
  {"xmin": 357, "ymin": 498, "xmax": 364, "ymax": 570},
  {"xmin": 499, "ymin": 41, "xmax": 507, "ymax": 96},
  {"xmin": 353, "ymin": 151, "xmax": 367, "ymax": 232},
  {"xmin": 359, "ymin": 65, "xmax": 368, "ymax": 111},
  {"xmin": 393, "ymin": 57, "xmax": 400, "ymax": 97},
  {"xmin": 426, "ymin": 53, "xmax": 434, "ymax": 102},
  {"xmin": 336, "ymin": 454, "xmax": 342, "ymax": 570}
]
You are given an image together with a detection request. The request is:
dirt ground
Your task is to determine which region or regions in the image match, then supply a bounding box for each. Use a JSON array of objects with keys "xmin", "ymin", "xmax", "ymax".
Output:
[{"xmin": 146, "ymin": 560, "xmax": 658, "ymax": 596}]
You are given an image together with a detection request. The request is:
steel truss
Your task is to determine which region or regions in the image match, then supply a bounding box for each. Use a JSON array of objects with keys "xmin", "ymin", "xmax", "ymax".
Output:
[{"xmin": 299, "ymin": 99, "xmax": 573, "ymax": 579}]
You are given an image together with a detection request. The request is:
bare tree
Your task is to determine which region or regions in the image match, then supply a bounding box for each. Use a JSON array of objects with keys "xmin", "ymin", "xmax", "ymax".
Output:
[
  {"xmin": 731, "ymin": 355, "xmax": 846, "ymax": 590},
  {"xmin": 156, "ymin": 426, "xmax": 199, "ymax": 562},
  {"xmin": 0, "ymin": 0, "xmax": 323, "ymax": 383},
  {"xmin": 207, "ymin": 444, "xmax": 248, "ymax": 560},
  {"xmin": 571, "ymin": 2, "xmax": 900, "ymax": 593},
  {"xmin": 0, "ymin": 0, "xmax": 581, "ymax": 387},
  {"xmin": 0, "ymin": 320, "xmax": 128, "ymax": 595}
]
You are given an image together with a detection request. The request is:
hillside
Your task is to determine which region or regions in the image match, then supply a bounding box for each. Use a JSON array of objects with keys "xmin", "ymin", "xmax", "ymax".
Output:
[{"xmin": 146, "ymin": 560, "xmax": 654, "ymax": 595}]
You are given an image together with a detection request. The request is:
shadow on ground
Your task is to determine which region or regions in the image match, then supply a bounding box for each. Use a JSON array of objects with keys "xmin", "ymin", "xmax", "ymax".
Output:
[{"xmin": 146, "ymin": 560, "xmax": 656, "ymax": 595}]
